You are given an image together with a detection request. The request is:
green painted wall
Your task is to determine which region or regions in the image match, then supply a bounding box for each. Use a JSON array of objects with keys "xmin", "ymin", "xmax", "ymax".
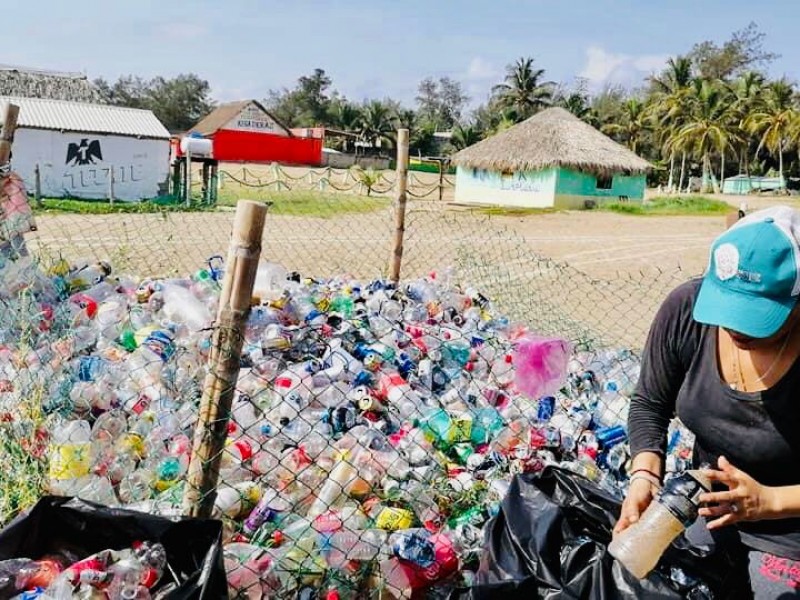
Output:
[{"xmin": 554, "ymin": 168, "xmax": 646, "ymax": 200}]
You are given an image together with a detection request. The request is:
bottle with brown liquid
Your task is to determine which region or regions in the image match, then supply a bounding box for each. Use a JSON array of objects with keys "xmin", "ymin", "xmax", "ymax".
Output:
[{"xmin": 609, "ymin": 470, "xmax": 711, "ymax": 579}]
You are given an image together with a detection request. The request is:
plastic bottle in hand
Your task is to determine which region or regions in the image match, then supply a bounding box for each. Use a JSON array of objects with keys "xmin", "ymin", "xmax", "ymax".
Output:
[{"xmin": 609, "ymin": 470, "xmax": 711, "ymax": 579}]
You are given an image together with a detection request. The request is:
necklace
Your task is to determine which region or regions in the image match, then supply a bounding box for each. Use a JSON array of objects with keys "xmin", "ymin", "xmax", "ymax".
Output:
[{"xmin": 728, "ymin": 324, "xmax": 795, "ymax": 391}]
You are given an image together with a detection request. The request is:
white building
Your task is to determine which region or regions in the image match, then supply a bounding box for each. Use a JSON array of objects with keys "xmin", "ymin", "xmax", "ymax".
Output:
[{"xmin": 1, "ymin": 96, "xmax": 171, "ymax": 201}]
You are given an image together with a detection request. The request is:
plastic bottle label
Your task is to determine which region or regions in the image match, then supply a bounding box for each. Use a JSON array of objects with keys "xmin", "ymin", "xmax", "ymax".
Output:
[
  {"xmin": 375, "ymin": 507, "xmax": 414, "ymax": 531},
  {"xmin": 49, "ymin": 443, "xmax": 91, "ymax": 480}
]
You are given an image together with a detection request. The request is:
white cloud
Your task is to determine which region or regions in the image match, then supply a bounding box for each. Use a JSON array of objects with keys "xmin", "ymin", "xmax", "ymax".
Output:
[
  {"xmin": 466, "ymin": 57, "xmax": 501, "ymax": 81},
  {"xmin": 155, "ymin": 23, "xmax": 208, "ymax": 41},
  {"xmin": 579, "ymin": 46, "xmax": 668, "ymax": 90}
]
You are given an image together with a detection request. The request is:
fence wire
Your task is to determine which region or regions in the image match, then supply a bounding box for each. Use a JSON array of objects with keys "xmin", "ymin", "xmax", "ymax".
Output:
[{"xmin": 0, "ymin": 164, "xmax": 702, "ymax": 599}]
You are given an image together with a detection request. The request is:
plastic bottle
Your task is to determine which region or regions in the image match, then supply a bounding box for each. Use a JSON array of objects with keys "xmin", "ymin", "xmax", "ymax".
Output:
[
  {"xmin": 49, "ymin": 420, "xmax": 92, "ymax": 496},
  {"xmin": 609, "ymin": 470, "xmax": 711, "ymax": 579},
  {"xmin": 324, "ymin": 529, "xmax": 388, "ymax": 568}
]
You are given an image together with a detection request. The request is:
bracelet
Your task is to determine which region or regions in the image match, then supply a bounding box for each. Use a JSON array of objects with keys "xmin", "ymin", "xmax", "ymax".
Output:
[
  {"xmin": 629, "ymin": 472, "xmax": 662, "ymax": 491},
  {"xmin": 629, "ymin": 468, "xmax": 662, "ymax": 481}
]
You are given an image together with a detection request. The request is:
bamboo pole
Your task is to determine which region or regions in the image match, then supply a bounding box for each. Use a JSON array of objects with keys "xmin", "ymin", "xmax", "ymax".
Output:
[
  {"xmin": 389, "ymin": 129, "xmax": 409, "ymax": 284},
  {"xmin": 183, "ymin": 200, "xmax": 268, "ymax": 518},
  {"xmin": 0, "ymin": 103, "xmax": 20, "ymax": 165}
]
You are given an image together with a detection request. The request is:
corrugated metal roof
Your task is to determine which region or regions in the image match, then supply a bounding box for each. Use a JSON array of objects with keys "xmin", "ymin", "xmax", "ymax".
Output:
[{"xmin": 0, "ymin": 96, "xmax": 171, "ymax": 139}]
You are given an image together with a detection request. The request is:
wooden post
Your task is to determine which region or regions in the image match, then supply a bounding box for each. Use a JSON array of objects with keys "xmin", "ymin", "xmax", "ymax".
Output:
[
  {"xmin": 108, "ymin": 165, "xmax": 115, "ymax": 205},
  {"xmin": 185, "ymin": 149, "xmax": 192, "ymax": 206},
  {"xmin": 438, "ymin": 160, "xmax": 445, "ymax": 201},
  {"xmin": 183, "ymin": 200, "xmax": 268, "ymax": 518},
  {"xmin": 33, "ymin": 163, "xmax": 42, "ymax": 208},
  {"xmin": 389, "ymin": 129, "xmax": 409, "ymax": 283},
  {"xmin": 0, "ymin": 103, "xmax": 20, "ymax": 165}
]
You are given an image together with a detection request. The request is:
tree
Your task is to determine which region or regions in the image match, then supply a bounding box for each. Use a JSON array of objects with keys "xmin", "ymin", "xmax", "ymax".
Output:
[
  {"xmin": 648, "ymin": 57, "xmax": 694, "ymax": 190},
  {"xmin": 415, "ymin": 76, "xmax": 469, "ymax": 130},
  {"xmin": 688, "ymin": 22, "xmax": 779, "ymax": 81},
  {"xmin": 146, "ymin": 74, "xmax": 215, "ymax": 132},
  {"xmin": 602, "ymin": 98, "xmax": 650, "ymax": 154},
  {"xmin": 649, "ymin": 56, "xmax": 694, "ymax": 95},
  {"xmin": 94, "ymin": 75, "xmax": 150, "ymax": 109},
  {"xmin": 95, "ymin": 73, "xmax": 214, "ymax": 132},
  {"xmin": 730, "ymin": 71, "xmax": 766, "ymax": 175},
  {"xmin": 449, "ymin": 125, "xmax": 483, "ymax": 151},
  {"xmin": 295, "ymin": 68, "xmax": 333, "ymax": 125},
  {"xmin": 669, "ymin": 80, "xmax": 741, "ymax": 192},
  {"xmin": 358, "ymin": 100, "xmax": 396, "ymax": 151},
  {"xmin": 492, "ymin": 57, "xmax": 554, "ymax": 122},
  {"xmin": 744, "ymin": 79, "xmax": 799, "ymax": 191},
  {"xmin": 266, "ymin": 68, "xmax": 334, "ymax": 128}
]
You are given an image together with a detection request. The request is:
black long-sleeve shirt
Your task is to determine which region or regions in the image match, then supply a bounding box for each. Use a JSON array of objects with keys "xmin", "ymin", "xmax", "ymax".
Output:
[{"xmin": 629, "ymin": 279, "xmax": 800, "ymax": 559}]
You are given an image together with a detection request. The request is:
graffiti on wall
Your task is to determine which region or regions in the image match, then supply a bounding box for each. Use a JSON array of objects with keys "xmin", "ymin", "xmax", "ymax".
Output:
[
  {"xmin": 60, "ymin": 140, "xmax": 146, "ymax": 190},
  {"xmin": 471, "ymin": 168, "xmax": 544, "ymax": 192}
]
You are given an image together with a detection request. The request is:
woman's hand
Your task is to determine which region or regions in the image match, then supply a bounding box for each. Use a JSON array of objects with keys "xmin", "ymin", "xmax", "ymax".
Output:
[
  {"xmin": 698, "ymin": 456, "xmax": 778, "ymax": 529},
  {"xmin": 614, "ymin": 477, "xmax": 656, "ymax": 535}
]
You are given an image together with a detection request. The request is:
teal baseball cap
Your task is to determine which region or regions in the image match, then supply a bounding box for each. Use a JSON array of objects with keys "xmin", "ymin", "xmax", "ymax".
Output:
[{"xmin": 693, "ymin": 206, "xmax": 800, "ymax": 338}]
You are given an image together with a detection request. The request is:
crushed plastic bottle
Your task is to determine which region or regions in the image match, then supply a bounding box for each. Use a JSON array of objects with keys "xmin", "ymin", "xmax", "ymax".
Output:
[{"xmin": 0, "ymin": 255, "xmax": 674, "ymax": 597}]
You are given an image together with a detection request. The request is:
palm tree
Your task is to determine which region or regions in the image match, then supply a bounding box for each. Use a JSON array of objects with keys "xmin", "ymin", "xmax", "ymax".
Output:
[
  {"xmin": 560, "ymin": 92, "xmax": 597, "ymax": 125},
  {"xmin": 649, "ymin": 57, "xmax": 693, "ymax": 95},
  {"xmin": 449, "ymin": 125, "xmax": 483, "ymax": 151},
  {"xmin": 669, "ymin": 80, "xmax": 741, "ymax": 193},
  {"xmin": 328, "ymin": 101, "xmax": 362, "ymax": 152},
  {"xmin": 358, "ymin": 100, "xmax": 395, "ymax": 152},
  {"xmin": 648, "ymin": 56, "xmax": 694, "ymax": 191},
  {"xmin": 492, "ymin": 57, "xmax": 554, "ymax": 122},
  {"xmin": 730, "ymin": 72, "xmax": 766, "ymax": 177},
  {"xmin": 393, "ymin": 108, "xmax": 417, "ymax": 131},
  {"xmin": 744, "ymin": 79, "xmax": 799, "ymax": 192},
  {"xmin": 602, "ymin": 98, "xmax": 650, "ymax": 154}
]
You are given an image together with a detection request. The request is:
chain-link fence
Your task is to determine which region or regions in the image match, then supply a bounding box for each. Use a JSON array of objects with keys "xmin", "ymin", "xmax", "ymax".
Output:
[{"xmin": 0, "ymin": 157, "xmax": 703, "ymax": 598}]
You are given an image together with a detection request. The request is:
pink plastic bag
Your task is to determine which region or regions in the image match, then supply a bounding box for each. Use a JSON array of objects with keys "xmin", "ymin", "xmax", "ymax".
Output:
[{"xmin": 513, "ymin": 334, "xmax": 571, "ymax": 399}]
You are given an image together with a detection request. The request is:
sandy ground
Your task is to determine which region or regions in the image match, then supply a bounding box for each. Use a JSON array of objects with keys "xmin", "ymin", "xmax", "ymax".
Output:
[{"xmin": 26, "ymin": 174, "xmax": 799, "ymax": 351}]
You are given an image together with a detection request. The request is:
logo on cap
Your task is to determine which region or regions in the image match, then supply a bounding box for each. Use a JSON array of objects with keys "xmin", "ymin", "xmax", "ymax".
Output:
[{"xmin": 715, "ymin": 243, "xmax": 739, "ymax": 281}]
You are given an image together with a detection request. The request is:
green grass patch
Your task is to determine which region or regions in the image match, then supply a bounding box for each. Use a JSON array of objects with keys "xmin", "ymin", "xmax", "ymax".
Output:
[
  {"xmin": 470, "ymin": 206, "xmax": 558, "ymax": 217},
  {"xmin": 216, "ymin": 189, "xmax": 390, "ymax": 217},
  {"xmin": 33, "ymin": 197, "xmax": 214, "ymax": 215},
  {"xmin": 600, "ymin": 196, "xmax": 731, "ymax": 216}
]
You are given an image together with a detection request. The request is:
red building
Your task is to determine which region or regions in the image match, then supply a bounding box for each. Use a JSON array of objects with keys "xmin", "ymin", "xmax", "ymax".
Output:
[{"xmin": 178, "ymin": 100, "xmax": 322, "ymax": 166}]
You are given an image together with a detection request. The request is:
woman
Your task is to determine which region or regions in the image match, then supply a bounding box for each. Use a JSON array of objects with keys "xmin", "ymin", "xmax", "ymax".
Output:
[{"xmin": 616, "ymin": 205, "xmax": 800, "ymax": 598}]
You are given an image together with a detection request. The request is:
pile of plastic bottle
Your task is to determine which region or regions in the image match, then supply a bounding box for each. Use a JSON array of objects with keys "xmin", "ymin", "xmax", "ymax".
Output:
[
  {"xmin": 0, "ymin": 542, "xmax": 168, "ymax": 599},
  {"xmin": 0, "ymin": 257, "xmax": 695, "ymax": 599}
]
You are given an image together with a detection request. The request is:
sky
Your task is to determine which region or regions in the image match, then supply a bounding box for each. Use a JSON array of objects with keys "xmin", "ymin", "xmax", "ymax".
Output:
[{"xmin": 6, "ymin": 0, "xmax": 800, "ymax": 110}]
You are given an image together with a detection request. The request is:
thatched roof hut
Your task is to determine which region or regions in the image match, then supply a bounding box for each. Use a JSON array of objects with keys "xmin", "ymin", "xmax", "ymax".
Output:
[{"xmin": 451, "ymin": 107, "xmax": 651, "ymax": 176}]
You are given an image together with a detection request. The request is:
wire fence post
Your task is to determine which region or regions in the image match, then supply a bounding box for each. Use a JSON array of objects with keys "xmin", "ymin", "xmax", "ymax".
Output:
[
  {"xmin": 390, "ymin": 128, "xmax": 409, "ymax": 283},
  {"xmin": 108, "ymin": 165, "xmax": 115, "ymax": 205},
  {"xmin": 182, "ymin": 199, "xmax": 268, "ymax": 518},
  {"xmin": 33, "ymin": 163, "xmax": 42, "ymax": 208}
]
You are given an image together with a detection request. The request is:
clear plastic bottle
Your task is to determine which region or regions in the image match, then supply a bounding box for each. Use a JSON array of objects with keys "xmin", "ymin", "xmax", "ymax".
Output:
[
  {"xmin": 49, "ymin": 420, "xmax": 92, "ymax": 496},
  {"xmin": 324, "ymin": 529, "xmax": 388, "ymax": 568},
  {"xmin": 609, "ymin": 470, "xmax": 711, "ymax": 579}
]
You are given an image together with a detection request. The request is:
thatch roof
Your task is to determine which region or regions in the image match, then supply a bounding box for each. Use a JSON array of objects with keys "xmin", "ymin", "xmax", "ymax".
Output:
[
  {"xmin": 452, "ymin": 107, "xmax": 652, "ymax": 175},
  {"xmin": 190, "ymin": 100, "xmax": 292, "ymax": 137}
]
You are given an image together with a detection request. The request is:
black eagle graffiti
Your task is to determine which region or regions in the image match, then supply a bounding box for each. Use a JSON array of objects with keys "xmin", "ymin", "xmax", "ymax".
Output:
[{"xmin": 66, "ymin": 139, "xmax": 103, "ymax": 166}]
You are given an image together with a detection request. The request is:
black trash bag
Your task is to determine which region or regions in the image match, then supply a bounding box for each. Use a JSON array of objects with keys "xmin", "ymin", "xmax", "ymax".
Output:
[
  {"xmin": 0, "ymin": 496, "xmax": 227, "ymax": 599},
  {"xmin": 454, "ymin": 467, "xmax": 749, "ymax": 600}
]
